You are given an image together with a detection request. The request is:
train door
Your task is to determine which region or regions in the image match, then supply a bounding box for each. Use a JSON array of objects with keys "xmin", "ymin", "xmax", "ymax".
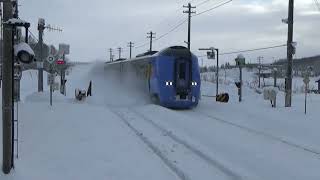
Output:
[{"xmin": 175, "ymin": 59, "xmax": 191, "ymax": 99}]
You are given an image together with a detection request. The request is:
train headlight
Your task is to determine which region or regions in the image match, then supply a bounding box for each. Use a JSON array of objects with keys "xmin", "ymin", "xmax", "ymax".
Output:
[
  {"xmin": 192, "ymin": 82, "xmax": 198, "ymax": 86},
  {"xmin": 166, "ymin": 81, "xmax": 173, "ymax": 86}
]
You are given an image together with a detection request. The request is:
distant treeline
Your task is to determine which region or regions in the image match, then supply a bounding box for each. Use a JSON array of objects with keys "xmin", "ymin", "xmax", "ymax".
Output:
[{"xmin": 273, "ymin": 55, "xmax": 320, "ymax": 76}]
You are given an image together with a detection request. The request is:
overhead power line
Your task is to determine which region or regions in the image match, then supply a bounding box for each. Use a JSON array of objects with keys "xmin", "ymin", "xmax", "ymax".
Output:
[
  {"xmin": 136, "ymin": 19, "xmax": 188, "ymax": 49},
  {"xmin": 197, "ymin": 44, "xmax": 287, "ymax": 57},
  {"xmin": 155, "ymin": 19, "xmax": 188, "ymax": 42},
  {"xmin": 135, "ymin": 41, "xmax": 150, "ymax": 49},
  {"xmin": 193, "ymin": 0, "xmax": 232, "ymax": 17},
  {"xmin": 196, "ymin": 0, "xmax": 218, "ymax": 7},
  {"xmin": 220, "ymin": 44, "xmax": 287, "ymax": 55},
  {"xmin": 135, "ymin": 0, "xmax": 232, "ymax": 50}
]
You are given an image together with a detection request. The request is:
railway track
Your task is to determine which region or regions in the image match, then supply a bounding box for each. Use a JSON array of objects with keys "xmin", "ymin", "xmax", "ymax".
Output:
[
  {"xmin": 110, "ymin": 107, "xmax": 243, "ymax": 180},
  {"xmin": 191, "ymin": 110, "xmax": 320, "ymax": 157}
]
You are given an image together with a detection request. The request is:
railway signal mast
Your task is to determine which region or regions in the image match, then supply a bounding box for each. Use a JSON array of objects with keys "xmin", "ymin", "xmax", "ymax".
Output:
[
  {"xmin": 183, "ymin": 3, "xmax": 196, "ymax": 50},
  {"xmin": 199, "ymin": 47, "xmax": 219, "ymax": 96}
]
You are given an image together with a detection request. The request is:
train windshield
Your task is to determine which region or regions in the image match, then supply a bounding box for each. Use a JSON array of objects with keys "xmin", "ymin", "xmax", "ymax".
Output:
[{"xmin": 178, "ymin": 63, "xmax": 186, "ymax": 80}]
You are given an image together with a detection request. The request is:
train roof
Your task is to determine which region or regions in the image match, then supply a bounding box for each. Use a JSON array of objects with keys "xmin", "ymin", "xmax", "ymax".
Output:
[
  {"xmin": 136, "ymin": 51, "xmax": 158, "ymax": 58},
  {"xmin": 158, "ymin": 46, "xmax": 193, "ymax": 58},
  {"xmin": 106, "ymin": 46, "xmax": 195, "ymax": 66}
]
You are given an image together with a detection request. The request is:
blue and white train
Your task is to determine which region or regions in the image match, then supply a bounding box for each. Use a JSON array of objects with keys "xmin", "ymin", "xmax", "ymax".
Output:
[{"xmin": 106, "ymin": 46, "xmax": 201, "ymax": 109}]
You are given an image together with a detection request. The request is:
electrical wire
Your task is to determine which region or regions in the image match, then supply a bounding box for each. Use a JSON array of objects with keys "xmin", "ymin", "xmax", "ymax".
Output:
[
  {"xmin": 135, "ymin": 41, "xmax": 150, "ymax": 49},
  {"xmin": 133, "ymin": 1, "xmax": 188, "ymax": 49},
  {"xmin": 193, "ymin": 0, "xmax": 232, "ymax": 17},
  {"xmin": 129, "ymin": 0, "xmax": 232, "ymax": 51},
  {"xmin": 195, "ymin": 0, "xmax": 218, "ymax": 7},
  {"xmin": 197, "ymin": 44, "xmax": 287, "ymax": 57},
  {"xmin": 220, "ymin": 44, "xmax": 287, "ymax": 55},
  {"xmin": 154, "ymin": 19, "xmax": 188, "ymax": 42},
  {"xmin": 136, "ymin": 18, "xmax": 188, "ymax": 49},
  {"xmin": 152, "ymin": 0, "xmax": 230, "ymax": 45}
]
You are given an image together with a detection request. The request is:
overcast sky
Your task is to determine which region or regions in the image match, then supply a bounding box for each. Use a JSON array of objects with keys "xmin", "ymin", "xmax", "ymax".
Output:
[{"xmin": 19, "ymin": 0, "xmax": 319, "ymax": 66}]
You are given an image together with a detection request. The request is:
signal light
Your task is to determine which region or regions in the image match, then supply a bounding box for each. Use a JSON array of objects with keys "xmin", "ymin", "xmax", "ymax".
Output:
[{"xmin": 14, "ymin": 42, "xmax": 35, "ymax": 64}]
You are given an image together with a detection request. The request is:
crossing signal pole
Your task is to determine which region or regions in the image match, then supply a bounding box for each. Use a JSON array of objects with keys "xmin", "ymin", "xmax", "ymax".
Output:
[
  {"xmin": 117, "ymin": 47, "xmax": 122, "ymax": 59},
  {"xmin": 128, "ymin": 42, "xmax": 134, "ymax": 59},
  {"xmin": 109, "ymin": 48, "xmax": 113, "ymax": 62},
  {"xmin": 147, "ymin": 31, "xmax": 156, "ymax": 52},
  {"xmin": 183, "ymin": 3, "xmax": 196, "ymax": 50},
  {"xmin": 37, "ymin": 19, "xmax": 62, "ymax": 92},
  {"xmin": 285, "ymin": 0, "xmax": 295, "ymax": 107}
]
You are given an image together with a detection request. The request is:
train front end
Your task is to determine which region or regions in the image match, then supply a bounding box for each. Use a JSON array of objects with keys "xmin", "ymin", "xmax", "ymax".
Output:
[{"xmin": 154, "ymin": 46, "xmax": 201, "ymax": 109}]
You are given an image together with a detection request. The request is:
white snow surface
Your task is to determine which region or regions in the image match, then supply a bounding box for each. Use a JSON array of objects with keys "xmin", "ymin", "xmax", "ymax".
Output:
[{"xmin": 1, "ymin": 62, "xmax": 320, "ymax": 180}]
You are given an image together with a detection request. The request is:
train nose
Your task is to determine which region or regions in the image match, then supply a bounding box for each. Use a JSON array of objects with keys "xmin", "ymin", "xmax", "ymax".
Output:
[
  {"xmin": 175, "ymin": 59, "xmax": 192, "ymax": 99},
  {"xmin": 176, "ymin": 79, "xmax": 187, "ymax": 89}
]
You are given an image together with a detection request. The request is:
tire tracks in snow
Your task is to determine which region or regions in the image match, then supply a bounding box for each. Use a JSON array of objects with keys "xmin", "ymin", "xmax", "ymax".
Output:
[
  {"xmin": 192, "ymin": 110, "xmax": 320, "ymax": 157},
  {"xmin": 111, "ymin": 107, "xmax": 243, "ymax": 180}
]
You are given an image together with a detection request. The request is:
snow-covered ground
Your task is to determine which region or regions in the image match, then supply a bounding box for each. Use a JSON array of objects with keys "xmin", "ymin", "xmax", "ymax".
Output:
[{"xmin": 1, "ymin": 62, "xmax": 320, "ymax": 180}]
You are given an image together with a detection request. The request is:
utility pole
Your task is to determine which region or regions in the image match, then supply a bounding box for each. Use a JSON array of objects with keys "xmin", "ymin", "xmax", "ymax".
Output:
[
  {"xmin": 0, "ymin": 3, "xmax": 3, "ymax": 88},
  {"xmin": 37, "ymin": 18, "xmax": 45, "ymax": 92},
  {"xmin": 117, "ymin": 47, "xmax": 122, "ymax": 59},
  {"xmin": 183, "ymin": 3, "xmax": 196, "ymax": 50},
  {"xmin": 285, "ymin": 0, "xmax": 294, "ymax": 107},
  {"xmin": 2, "ymin": 0, "xmax": 14, "ymax": 174},
  {"xmin": 147, "ymin": 31, "xmax": 155, "ymax": 52},
  {"xmin": 109, "ymin": 48, "xmax": 113, "ymax": 62},
  {"xmin": 257, "ymin": 56, "xmax": 263, "ymax": 88},
  {"xmin": 128, "ymin": 42, "xmax": 134, "ymax": 59}
]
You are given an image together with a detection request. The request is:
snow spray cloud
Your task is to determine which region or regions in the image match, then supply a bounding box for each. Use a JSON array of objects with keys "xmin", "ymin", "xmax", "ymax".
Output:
[{"xmin": 85, "ymin": 61, "xmax": 152, "ymax": 107}]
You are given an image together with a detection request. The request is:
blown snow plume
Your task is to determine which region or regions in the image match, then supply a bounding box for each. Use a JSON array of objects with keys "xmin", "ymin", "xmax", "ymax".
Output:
[{"xmin": 84, "ymin": 61, "xmax": 151, "ymax": 107}]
